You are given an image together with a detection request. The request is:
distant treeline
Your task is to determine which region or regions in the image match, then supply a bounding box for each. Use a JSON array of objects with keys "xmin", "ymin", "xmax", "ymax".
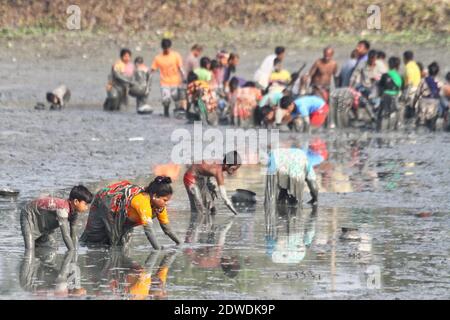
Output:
[{"xmin": 1, "ymin": 0, "xmax": 449, "ymax": 35}]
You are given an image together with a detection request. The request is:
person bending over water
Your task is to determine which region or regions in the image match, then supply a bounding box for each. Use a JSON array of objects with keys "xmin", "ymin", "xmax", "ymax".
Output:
[
  {"xmin": 20, "ymin": 185, "xmax": 93, "ymax": 252},
  {"xmin": 277, "ymin": 95, "xmax": 329, "ymax": 133},
  {"xmin": 184, "ymin": 151, "xmax": 242, "ymax": 216},
  {"xmin": 80, "ymin": 177, "xmax": 181, "ymax": 250},
  {"xmin": 265, "ymin": 148, "xmax": 319, "ymax": 208}
]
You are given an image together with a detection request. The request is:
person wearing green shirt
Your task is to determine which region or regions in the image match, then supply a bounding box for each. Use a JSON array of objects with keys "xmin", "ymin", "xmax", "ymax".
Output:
[
  {"xmin": 377, "ymin": 56, "xmax": 404, "ymax": 130},
  {"xmin": 194, "ymin": 56, "xmax": 212, "ymax": 82}
]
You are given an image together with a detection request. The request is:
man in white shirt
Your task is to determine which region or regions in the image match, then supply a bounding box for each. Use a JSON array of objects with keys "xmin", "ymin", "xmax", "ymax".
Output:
[{"xmin": 254, "ymin": 46, "xmax": 286, "ymax": 91}]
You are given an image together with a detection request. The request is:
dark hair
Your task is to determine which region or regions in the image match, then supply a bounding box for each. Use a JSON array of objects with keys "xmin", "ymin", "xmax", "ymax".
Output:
[
  {"xmin": 191, "ymin": 44, "xmax": 203, "ymax": 51},
  {"xmin": 229, "ymin": 77, "xmax": 240, "ymax": 92},
  {"xmin": 146, "ymin": 176, "xmax": 173, "ymax": 197},
  {"xmin": 368, "ymin": 49, "xmax": 377, "ymax": 61},
  {"xmin": 388, "ymin": 56, "xmax": 401, "ymax": 70},
  {"xmin": 280, "ymin": 96, "xmax": 294, "ymax": 109},
  {"xmin": 358, "ymin": 40, "xmax": 370, "ymax": 50},
  {"xmin": 446, "ymin": 72, "xmax": 450, "ymax": 82},
  {"xmin": 228, "ymin": 53, "xmax": 239, "ymax": 64},
  {"xmin": 200, "ymin": 56, "xmax": 211, "ymax": 69},
  {"xmin": 69, "ymin": 185, "xmax": 93, "ymax": 203},
  {"xmin": 273, "ymin": 58, "xmax": 281, "ymax": 66},
  {"xmin": 275, "ymin": 46, "xmax": 285, "ymax": 56},
  {"xmin": 46, "ymin": 92, "xmax": 56, "ymax": 104},
  {"xmin": 350, "ymin": 49, "xmax": 358, "ymax": 59},
  {"xmin": 243, "ymin": 81, "xmax": 257, "ymax": 88},
  {"xmin": 417, "ymin": 62, "xmax": 424, "ymax": 72},
  {"xmin": 187, "ymin": 71, "xmax": 198, "ymax": 83},
  {"xmin": 210, "ymin": 59, "xmax": 219, "ymax": 70},
  {"xmin": 120, "ymin": 48, "xmax": 131, "ymax": 58},
  {"xmin": 223, "ymin": 151, "xmax": 242, "ymax": 166},
  {"xmin": 134, "ymin": 56, "xmax": 144, "ymax": 64},
  {"xmin": 403, "ymin": 50, "xmax": 414, "ymax": 62},
  {"xmin": 161, "ymin": 38, "xmax": 172, "ymax": 50},
  {"xmin": 377, "ymin": 51, "xmax": 386, "ymax": 59},
  {"xmin": 428, "ymin": 62, "xmax": 439, "ymax": 77}
]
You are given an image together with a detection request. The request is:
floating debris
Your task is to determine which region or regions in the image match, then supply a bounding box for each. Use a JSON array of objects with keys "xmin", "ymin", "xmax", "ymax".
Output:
[{"xmin": 0, "ymin": 187, "xmax": 20, "ymax": 197}]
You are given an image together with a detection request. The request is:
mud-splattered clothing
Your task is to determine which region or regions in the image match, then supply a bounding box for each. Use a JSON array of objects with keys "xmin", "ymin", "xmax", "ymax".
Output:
[
  {"xmin": 187, "ymin": 80, "xmax": 218, "ymax": 113},
  {"xmin": 20, "ymin": 197, "xmax": 78, "ymax": 251},
  {"xmin": 265, "ymin": 148, "xmax": 319, "ymax": 207},
  {"xmin": 230, "ymin": 87, "xmax": 262, "ymax": 127},
  {"xmin": 80, "ymin": 181, "xmax": 177, "ymax": 248}
]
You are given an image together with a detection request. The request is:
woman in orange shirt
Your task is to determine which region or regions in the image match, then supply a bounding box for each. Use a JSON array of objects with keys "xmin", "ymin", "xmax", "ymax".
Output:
[{"xmin": 80, "ymin": 176, "xmax": 180, "ymax": 249}]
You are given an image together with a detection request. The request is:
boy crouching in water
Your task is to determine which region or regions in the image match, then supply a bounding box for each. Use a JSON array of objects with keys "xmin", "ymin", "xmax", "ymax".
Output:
[{"xmin": 20, "ymin": 185, "xmax": 93, "ymax": 253}]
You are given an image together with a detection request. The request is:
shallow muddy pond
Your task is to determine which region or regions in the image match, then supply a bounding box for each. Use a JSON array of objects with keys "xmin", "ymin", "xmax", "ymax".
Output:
[{"xmin": 0, "ymin": 108, "xmax": 449, "ymax": 299}]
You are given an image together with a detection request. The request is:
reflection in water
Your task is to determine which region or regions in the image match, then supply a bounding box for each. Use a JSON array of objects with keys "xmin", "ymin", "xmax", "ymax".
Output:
[
  {"xmin": 19, "ymin": 248, "xmax": 178, "ymax": 300},
  {"xmin": 4, "ymin": 133, "xmax": 449, "ymax": 299},
  {"xmin": 184, "ymin": 213, "xmax": 240, "ymax": 278},
  {"xmin": 265, "ymin": 204, "xmax": 318, "ymax": 264},
  {"xmin": 20, "ymin": 249, "xmax": 85, "ymax": 298}
]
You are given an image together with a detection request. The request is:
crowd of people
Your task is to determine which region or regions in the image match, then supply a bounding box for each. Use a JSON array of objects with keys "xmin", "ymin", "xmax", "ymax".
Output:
[
  {"xmin": 23, "ymin": 38, "xmax": 449, "ymax": 254},
  {"xmin": 99, "ymin": 38, "xmax": 450, "ymax": 132}
]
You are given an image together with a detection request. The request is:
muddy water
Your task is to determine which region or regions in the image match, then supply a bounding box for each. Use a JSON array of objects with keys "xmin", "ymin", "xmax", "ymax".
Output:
[
  {"xmin": 1, "ymin": 106, "xmax": 449, "ymax": 299},
  {"xmin": 1, "ymin": 41, "xmax": 449, "ymax": 299}
]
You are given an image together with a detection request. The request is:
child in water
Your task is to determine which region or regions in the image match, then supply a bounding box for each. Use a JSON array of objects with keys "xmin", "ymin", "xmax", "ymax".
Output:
[
  {"xmin": 184, "ymin": 151, "xmax": 242, "ymax": 216},
  {"xmin": 20, "ymin": 185, "xmax": 93, "ymax": 252}
]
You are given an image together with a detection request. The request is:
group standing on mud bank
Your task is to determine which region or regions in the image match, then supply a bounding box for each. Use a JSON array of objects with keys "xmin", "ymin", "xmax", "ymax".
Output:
[{"xmin": 95, "ymin": 38, "xmax": 450, "ymax": 132}]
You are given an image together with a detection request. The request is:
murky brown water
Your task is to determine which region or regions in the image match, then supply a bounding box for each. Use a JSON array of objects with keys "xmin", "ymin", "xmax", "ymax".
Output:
[
  {"xmin": 1, "ymin": 42, "xmax": 449, "ymax": 299},
  {"xmin": 1, "ymin": 107, "xmax": 449, "ymax": 299}
]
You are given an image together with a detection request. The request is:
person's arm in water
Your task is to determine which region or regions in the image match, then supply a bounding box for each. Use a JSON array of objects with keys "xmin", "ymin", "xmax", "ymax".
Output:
[
  {"xmin": 55, "ymin": 207, "xmax": 76, "ymax": 251},
  {"xmin": 69, "ymin": 214, "xmax": 79, "ymax": 250},
  {"xmin": 143, "ymin": 221, "xmax": 162, "ymax": 250},
  {"xmin": 157, "ymin": 208, "xmax": 181, "ymax": 246},
  {"xmin": 305, "ymin": 163, "xmax": 319, "ymax": 205},
  {"xmin": 214, "ymin": 169, "xmax": 239, "ymax": 215}
]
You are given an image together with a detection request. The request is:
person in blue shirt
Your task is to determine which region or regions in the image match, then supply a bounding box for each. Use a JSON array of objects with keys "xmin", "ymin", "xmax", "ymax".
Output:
[{"xmin": 278, "ymin": 95, "xmax": 329, "ymax": 132}]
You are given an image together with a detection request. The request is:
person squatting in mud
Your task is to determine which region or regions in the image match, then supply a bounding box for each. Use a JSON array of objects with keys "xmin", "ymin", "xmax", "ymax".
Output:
[
  {"xmin": 80, "ymin": 177, "xmax": 181, "ymax": 250},
  {"xmin": 104, "ymin": 48, "xmax": 135, "ymax": 111},
  {"xmin": 183, "ymin": 151, "xmax": 242, "ymax": 216},
  {"xmin": 20, "ymin": 185, "xmax": 93, "ymax": 253},
  {"xmin": 276, "ymin": 95, "xmax": 329, "ymax": 133},
  {"xmin": 46, "ymin": 85, "xmax": 71, "ymax": 110},
  {"xmin": 186, "ymin": 71, "xmax": 219, "ymax": 125}
]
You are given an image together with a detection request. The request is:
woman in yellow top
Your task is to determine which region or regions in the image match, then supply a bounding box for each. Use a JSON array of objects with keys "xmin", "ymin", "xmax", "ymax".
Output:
[{"xmin": 80, "ymin": 176, "xmax": 181, "ymax": 249}]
